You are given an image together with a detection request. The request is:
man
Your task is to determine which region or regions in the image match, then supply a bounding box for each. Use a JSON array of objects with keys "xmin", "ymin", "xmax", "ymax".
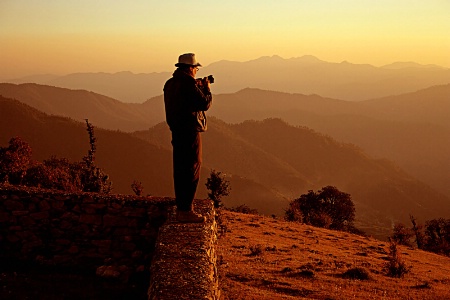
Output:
[{"xmin": 163, "ymin": 53, "xmax": 213, "ymax": 223}]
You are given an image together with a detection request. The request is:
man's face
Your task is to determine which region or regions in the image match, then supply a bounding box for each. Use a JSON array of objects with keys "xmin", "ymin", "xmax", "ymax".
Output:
[{"xmin": 190, "ymin": 66, "xmax": 198, "ymax": 77}]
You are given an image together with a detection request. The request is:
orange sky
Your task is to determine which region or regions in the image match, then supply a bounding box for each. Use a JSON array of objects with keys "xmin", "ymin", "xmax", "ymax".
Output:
[{"xmin": 1, "ymin": 0, "xmax": 449, "ymax": 79}]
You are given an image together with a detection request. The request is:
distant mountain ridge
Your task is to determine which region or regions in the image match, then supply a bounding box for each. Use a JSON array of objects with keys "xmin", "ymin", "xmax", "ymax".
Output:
[{"xmin": 5, "ymin": 55, "xmax": 450, "ymax": 102}]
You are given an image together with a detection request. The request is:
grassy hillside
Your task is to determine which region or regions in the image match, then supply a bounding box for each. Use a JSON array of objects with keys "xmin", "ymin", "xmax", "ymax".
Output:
[{"xmin": 218, "ymin": 210, "xmax": 450, "ymax": 300}]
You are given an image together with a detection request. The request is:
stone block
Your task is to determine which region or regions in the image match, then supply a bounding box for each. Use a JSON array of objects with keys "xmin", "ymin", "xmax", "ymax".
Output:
[
  {"xmin": 92, "ymin": 239, "xmax": 112, "ymax": 248},
  {"xmin": 103, "ymin": 215, "xmax": 129, "ymax": 227},
  {"xmin": 20, "ymin": 216, "xmax": 36, "ymax": 226},
  {"xmin": 80, "ymin": 214, "xmax": 102, "ymax": 225},
  {"xmin": 12, "ymin": 210, "xmax": 29, "ymax": 216},
  {"xmin": 39, "ymin": 200, "xmax": 51, "ymax": 211},
  {"xmin": 4, "ymin": 200, "xmax": 24, "ymax": 211},
  {"xmin": 30, "ymin": 211, "xmax": 50, "ymax": 220},
  {"xmin": 0, "ymin": 212, "xmax": 10, "ymax": 222}
]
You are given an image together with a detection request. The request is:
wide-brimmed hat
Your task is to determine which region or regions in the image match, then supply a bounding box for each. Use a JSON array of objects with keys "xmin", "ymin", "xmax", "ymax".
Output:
[{"xmin": 175, "ymin": 53, "xmax": 202, "ymax": 67}]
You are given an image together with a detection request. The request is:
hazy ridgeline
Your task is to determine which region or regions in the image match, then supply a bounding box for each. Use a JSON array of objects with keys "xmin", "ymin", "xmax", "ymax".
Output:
[{"xmin": 1, "ymin": 59, "xmax": 450, "ymax": 238}]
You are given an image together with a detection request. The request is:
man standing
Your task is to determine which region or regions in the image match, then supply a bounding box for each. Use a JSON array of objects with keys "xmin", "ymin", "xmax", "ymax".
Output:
[{"xmin": 164, "ymin": 53, "xmax": 213, "ymax": 223}]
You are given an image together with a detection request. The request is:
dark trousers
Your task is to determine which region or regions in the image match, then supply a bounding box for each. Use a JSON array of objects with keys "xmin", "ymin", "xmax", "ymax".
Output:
[{"xmin": 171, "ymin": 131, "xmax": 202, "ymax": 211}]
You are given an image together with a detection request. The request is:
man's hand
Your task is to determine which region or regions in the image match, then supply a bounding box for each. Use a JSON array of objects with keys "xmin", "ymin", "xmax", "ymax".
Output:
[{"xmin": 196, "ymin": 77, "xmax": 211, "ymax": 90}]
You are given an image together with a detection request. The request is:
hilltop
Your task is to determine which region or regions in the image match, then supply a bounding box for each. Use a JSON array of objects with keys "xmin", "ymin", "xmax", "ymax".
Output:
[{"xmin": 218, "ymin": 210, "xmax": 450, "ymax": 300}]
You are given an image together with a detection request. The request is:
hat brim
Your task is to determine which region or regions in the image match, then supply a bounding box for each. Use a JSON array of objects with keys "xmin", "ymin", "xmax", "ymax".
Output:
[{"xmin": 175, "ymin": 62, "xmax": 202, "ymax": 67}]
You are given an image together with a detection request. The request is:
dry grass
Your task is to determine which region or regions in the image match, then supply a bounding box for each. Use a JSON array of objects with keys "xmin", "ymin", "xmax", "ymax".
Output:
[{"xmin": 217, "ymin": 210, "xmax": 450, "ymax": 300}]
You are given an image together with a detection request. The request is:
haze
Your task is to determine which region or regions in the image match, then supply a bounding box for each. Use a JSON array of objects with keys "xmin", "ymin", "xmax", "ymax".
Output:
[{"xmin": 1, "ymin": 0, "xmax": 450, "ymax": 80}]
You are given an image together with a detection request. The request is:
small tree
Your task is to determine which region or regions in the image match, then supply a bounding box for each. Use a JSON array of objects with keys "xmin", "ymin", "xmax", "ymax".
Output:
[
  {"xmin": 0, "ymin": 137, "xmax": 32, "ymax": 184},
  {"xmin": 391, "ymin": 223, "xmax": 413, "ymax": 247},
  {"xmin": 285, "ymin": 186, "xmax": 355, "ymax": 231},
  {"xmin": 80, "ymin": 119, "xmax": 111, "ymax": 193},
  {"xmin": 424, "ymin": 218, "xmax": 450, "ymax": 255},
  {"xmin": 131, "ymin": 180, "xmax": 144, "ymax": 196},
  {"xmin": 205, "ymin": 169, "xmax": 231, "ymax": 208},
  {"xmin": 384, "ymin": 239, "xmax": 411, "ymax": 278},
  {"xmin": 410, "ymin": 215, "xmax": 425, "ymax": 250}
]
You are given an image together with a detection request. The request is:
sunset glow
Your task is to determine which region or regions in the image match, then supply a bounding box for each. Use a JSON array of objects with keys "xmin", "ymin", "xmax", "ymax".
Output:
[{"xmin": 1, "ymin": 0, "xmax": 449, "ymax": 79}]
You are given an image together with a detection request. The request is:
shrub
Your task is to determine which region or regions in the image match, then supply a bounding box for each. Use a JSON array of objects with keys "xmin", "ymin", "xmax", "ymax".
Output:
[
  {"xmin": 1, "ymin": 120, "xmax": 112, "ymax": 194},
  {"xmin": 342, "ymin": 267, "xmax": 371, "ymax": 280},
  {"xmin": 0, "ymin": 137, "xmax": 32, "ymax": 184},
  {"xmin": 391, "ymin": 223, "xmax": 413, "ymax": 247},
  {"xmin": 131, "ymin": 180, "xmax": 144, "ymax": 196},
  {"xmin": 410, "ymin": 215, "xmax": 425, "ymax": 250},
  {"xmin": 205, "ymin": 169, "xmax": 230, "ymax": 208},
  {"xmin": 423, "ymin": 218, "xmax": 450, "ymax": 255},
  {"xmin": 285, "ymin": 186, "xmax": 355, "ymax": 231},
  {"xmin": 79, "ymin": 120, "xmax": 111, "ymax": 193},
  {"xmin": 248, "ymin": 244, "xmax": 263, "ymax": 256},
  {"xmin": 228, "ymin": 204, "xmax": 258, "ymax": 215},
  {"xmin": 384, "ymin": 239, "xmax": 411, "ymax": 278},
  {"xmin": 24, "ymin": 157, "xmax": 80, "ymax": 192}
]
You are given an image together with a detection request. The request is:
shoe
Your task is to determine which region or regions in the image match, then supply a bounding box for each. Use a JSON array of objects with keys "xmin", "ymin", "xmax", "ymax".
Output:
[{"xmin": 176, "ymin": 210, "xmax": 206, "ymax": 223}]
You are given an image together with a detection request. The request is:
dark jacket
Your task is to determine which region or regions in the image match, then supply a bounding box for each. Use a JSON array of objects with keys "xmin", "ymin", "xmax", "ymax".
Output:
[{"xmin": 164, "ymin": 68, "xmax": 212, "ymax": 132}]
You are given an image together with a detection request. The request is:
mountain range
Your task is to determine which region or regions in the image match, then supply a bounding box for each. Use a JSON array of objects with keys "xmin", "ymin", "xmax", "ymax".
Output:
[
  {"xmin": 2, "ymin": 84, "xmax": 450, "ymax": 238},
  {"xmin": 5, "ymin": 55, "xmax": 450, "ymax": 103},
  {"xmin": 2, "ymin": 82, "xmax": 450, "ymax": 198}
]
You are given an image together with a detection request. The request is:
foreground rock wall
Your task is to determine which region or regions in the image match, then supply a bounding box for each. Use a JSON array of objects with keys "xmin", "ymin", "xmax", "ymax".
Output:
[
  {"xmin": 148, "ymin": 199, "xmax": 220, "ymax": 300},
  {"xmin": 0, "ymin": 185, "xmax": 174, "ymax": 279}
]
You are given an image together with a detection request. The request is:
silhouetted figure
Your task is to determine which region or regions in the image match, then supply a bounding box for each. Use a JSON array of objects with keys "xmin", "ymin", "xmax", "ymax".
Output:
[{"xmin": 163, "ymin": 53, "xmax": 213, "ymax": 223}]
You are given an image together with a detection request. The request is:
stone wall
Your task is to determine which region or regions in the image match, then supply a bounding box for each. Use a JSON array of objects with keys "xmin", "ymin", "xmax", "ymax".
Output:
[
  {"xmin": 148, "ymin": 199, "xmax": 220, "ymax": 300},
  {"xmin": 0, "ymin": 184, "xmax": 174, "ymax": 280},
  {"xmin": 0, "ymin": 185, "xmax": 221, "ymax": 299}
]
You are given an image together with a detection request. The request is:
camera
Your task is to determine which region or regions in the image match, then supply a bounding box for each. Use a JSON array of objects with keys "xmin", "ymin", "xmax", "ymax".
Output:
[{"xmin": 197, "ymin": 75, "xmax": 215, "ymax": 84}]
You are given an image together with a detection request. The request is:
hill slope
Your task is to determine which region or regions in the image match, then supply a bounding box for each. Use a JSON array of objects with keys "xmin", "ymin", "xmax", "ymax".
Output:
[
  {"xmin": 209, "ymin": 85, "xmax": 450, "ymax": 197},
  {"xmin": 0, "ymin": 96, "xmax": 172, "ymax": 196},
  {"xmin": 218, "ymin": 210, "xmax": 450, "ymax": 300},
  {"xmin": 0, "ymin": 83, "xmax": 164, "ymax": 132}
]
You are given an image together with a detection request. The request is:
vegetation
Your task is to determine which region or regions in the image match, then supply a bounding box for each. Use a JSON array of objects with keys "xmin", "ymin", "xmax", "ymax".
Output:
[
  {"xmin": 391, "ymin": 223, "xmax": 414, "ymax": 247},
  {"xmin": 131, "ymin": 180, "xmax": 144, "ymax": 196},
  {"xmin": 0, "ymin": 120, "xmax": 111, "ymax": 193},
  {"xmin": 205, "ymin": 169, "xmax": 231, "ymax": 208},
  {"xmin": 0, "ymin": 136, "xmax": 32, "ymax": 185},
  {"xmin": 228, "ymin": 204, "xmax": 258, "ymax": 215},
  {"xmin": 391, "ymin": 216, "xmax": 450, "ymax": 257},
  {"xmin": 384, "ymin": 239, "xmax": 411, "ymax": 278},
  {"xmin": 285, "ymin": 186, "xmax": 356, "ymax": 232}
]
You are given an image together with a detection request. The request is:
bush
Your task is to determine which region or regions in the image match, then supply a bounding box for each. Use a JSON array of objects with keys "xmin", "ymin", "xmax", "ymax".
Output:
[
  {"xmin": 285, "ymin": 186, "xmax": 355, "ymax": 231},
  {"xmin": 384, "ymin": 239, "xmax": 411, "ymax": 278},
  {"xmin": 131, "ymin": 180, "xmax": 144, "ymax": 196},
  {"xmin": 0, "ymin": 137, "xmax": 32, "ymax": 184},
  {"xmin": 423, "ymin": 218, "xmax": 450, "ymax": 255},
  {"xmin": 391, "ymin": 223, "xmax": 413, "ymax": 247},
  {"xmin": 248, "ymin": 244, "xmax": 263, "ymax": 256},
  {"xmin": 1, "ymin": 120, "xmax": 112, "ymax": 194},
  {"xmin": 228, "ymin": 204, "xmax": 258, "ymax": 215},
  {"xmin": 24, "ymin": 157, "xmax": 80, "ymax": 192},
  {"xmin": 342, "ymin": 267, "xmax": 371, "ymax": 280},
  {"xmin": 205, "ymin": 169, "xmax": 231, "ymax": 208}
]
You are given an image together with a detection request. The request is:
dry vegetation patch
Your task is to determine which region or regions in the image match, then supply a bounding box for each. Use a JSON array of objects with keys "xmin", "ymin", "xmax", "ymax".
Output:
[{"xmin": 217, "ymin": 210, "xmax": 450, "ymax": 300}]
